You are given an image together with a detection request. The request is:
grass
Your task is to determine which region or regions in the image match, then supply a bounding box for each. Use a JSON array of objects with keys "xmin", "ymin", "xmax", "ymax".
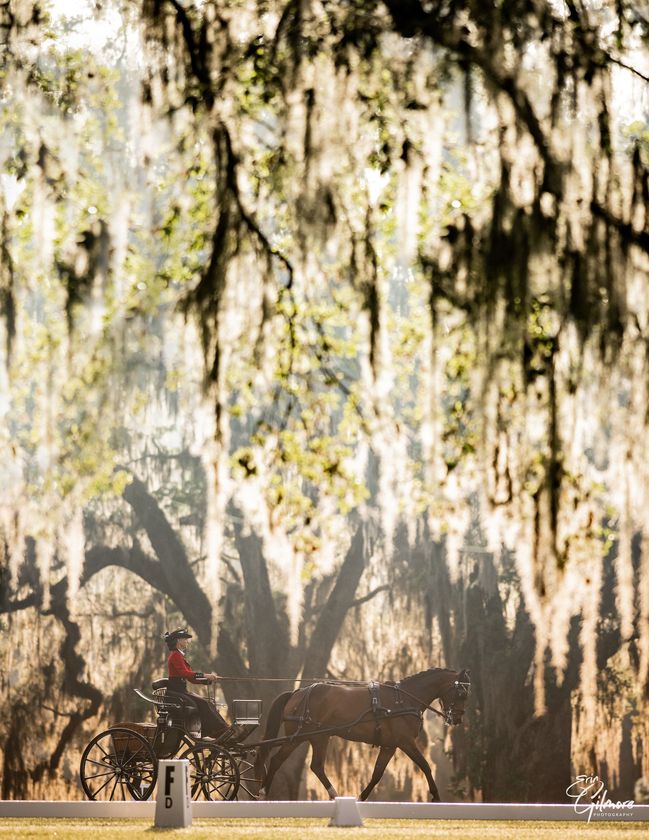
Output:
[{"xmin": 0, "ymin": 819, "xmax": 647, "ymax": 840}]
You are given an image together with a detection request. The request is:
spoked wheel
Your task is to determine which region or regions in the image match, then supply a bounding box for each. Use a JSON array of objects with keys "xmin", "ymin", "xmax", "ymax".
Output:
[
  {"xmin": 80, "ymin": 727, "xmax": 157, "ymax": 801},
  {"xmin": 230, "ymin": 750, "xmax": 262, "ymax": 800},
  {"xmin": 180, "ymin": 743, "xmax": 240, "ymax": 801}
]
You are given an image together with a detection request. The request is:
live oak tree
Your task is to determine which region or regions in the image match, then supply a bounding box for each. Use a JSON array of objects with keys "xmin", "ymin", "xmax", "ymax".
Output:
[{"xmin": 1, "ymin": 0, "xmax": 649, "ymax": 800}]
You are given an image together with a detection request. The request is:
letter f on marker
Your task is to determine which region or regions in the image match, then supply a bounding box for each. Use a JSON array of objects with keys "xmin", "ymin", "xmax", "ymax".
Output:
[{"xmin": 165, "ymin": 766, "xmax": 175, "ymax": 796}]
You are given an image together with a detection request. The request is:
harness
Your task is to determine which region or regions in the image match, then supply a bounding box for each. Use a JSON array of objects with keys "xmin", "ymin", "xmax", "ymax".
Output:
[
  {"xmin": 368, "ymin": 680, "xmax": 384, "ymax": 741},
  {"xmin": 367, "ymin": 680, "xmax": 418, "ymax": 741},
  {"xmin": 275, "ymin": 679, "xmax": 423, "ymax": 747},
  {"xmin": 283, "ymin": 681, "xmax": 320, "ymax": 727}
]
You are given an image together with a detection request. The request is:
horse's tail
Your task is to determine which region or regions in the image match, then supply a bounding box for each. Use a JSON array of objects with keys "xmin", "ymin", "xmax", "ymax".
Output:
[{"xmin": 254, "ymin": 690, "xmax": 294, "ymax": 788}]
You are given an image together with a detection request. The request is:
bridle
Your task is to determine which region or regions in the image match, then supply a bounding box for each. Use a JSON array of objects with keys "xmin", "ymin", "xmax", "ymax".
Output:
[
  {"xmin": 395, "ymin": 677, "xmax": 471, "ymax": 725},
  {"xmin": 438, "ymin": 678, "xmax": 471, "ymax": 725}
]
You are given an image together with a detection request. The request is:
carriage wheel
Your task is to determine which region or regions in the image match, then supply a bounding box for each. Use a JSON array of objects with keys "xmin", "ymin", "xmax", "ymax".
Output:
[
  {"xmin": 80, "ymin": 727, "xmax": 157, "ymax": 801},
  {"xmin": 230, "ymin": 751, "xmax": 262, "ymax": 800},
  {"xmin": 180, "ymin": 743, "xmax": 240, "ymax": 801}
]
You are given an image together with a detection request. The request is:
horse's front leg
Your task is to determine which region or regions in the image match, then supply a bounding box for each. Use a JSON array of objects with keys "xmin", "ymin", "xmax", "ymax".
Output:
[
  {"xmin": 308, "ymin": 735, "xmax": 338, "ymax": 799},
  {"xmin": 400, "ymin": 740, "xmax": 441, "ymax": 802},
  {"xmin": 359, "ymin": 745, "xmax": 396, "ymax": 801},
  {"xmin": 258, "ymin": 741, "xmax": 301, "ymax": 799}
]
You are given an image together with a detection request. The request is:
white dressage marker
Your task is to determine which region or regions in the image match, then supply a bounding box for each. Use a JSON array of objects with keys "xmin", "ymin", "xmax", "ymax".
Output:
[
  {"xmin": 154, "ymin": 760, "xmax": 191, "ymax": 828},
  {"xmin": 329, "ymin": 796, "xmax": 364, "ymax": 827}
]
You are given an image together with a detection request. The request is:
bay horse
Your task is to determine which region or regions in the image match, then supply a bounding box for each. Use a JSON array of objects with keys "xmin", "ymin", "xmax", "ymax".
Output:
[{"xmin": 254, "ymin": 667, "xmax": 470, "ymax": 802}]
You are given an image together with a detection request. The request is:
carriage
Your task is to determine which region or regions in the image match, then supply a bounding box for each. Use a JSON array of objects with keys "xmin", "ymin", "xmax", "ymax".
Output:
[{"xmin": 79, "ymin": 677, "xmax": 262, "ymax": 801}]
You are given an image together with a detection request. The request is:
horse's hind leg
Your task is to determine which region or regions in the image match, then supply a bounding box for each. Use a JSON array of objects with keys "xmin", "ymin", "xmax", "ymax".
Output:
[
  {"xmin": 258, "ymin": 741, "xmax": 301, "ymax": 798},
  {"xmin": 359, "ymin": 745, "xmax": 396, "ymax": 801},
  {"xmin": 400, "ymin": 740, "xmax": 441, "ymax": 802},
  {"xmin": 308, "ymin": 736, "xmax": 338, "ymax": 799}
]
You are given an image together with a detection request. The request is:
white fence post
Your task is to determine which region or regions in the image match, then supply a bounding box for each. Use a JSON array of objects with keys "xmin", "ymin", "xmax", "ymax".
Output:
[
  {"xmin": 329, "ymin": 796, "xmax": 364, "ymax": 827},
  {"xmin": 154, "ymin": 759, "xmax": 192, "ymax": 828}
]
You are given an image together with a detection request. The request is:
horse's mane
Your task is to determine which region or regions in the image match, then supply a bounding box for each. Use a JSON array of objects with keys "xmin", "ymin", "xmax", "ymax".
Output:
[
  {"xmin": 395, "ymin": 667, "xmax": 465, "ymax": 692},
  {"xmin": 402, "ymin": 667, "xmax": 456, "ymax": 681}
]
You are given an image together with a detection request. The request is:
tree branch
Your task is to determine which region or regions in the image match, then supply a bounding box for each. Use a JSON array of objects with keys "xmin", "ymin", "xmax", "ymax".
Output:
[
  {"xmin": 221, "ymin": 124, "xmax": 295, "ymax": 287},
  {"xmin": 609, "ymin": 55, "xmax": 649, "ymax": 84},
  {"xmin": 383, "ymin": 0, "xmax": 563, "ymax": 191},
  {"xmin": 165, "ymin": 0, "xmax": 214, "ymax": 107},
  {"xmin": 303, "ymin": 522, "xmax": 367, "ymax": 677},
  {"xmin": 29, "ymin": 606, "xmax": 103, "ymax": 783},
  {"xmin": 591, "ymin": 200, "xmax": 649, "ymax": 252},
  {"xmin": 231, "ymin": 512, "xmax": 288, "ymax": 675},
  {"xmin": 348, "ymin": 583, "xmax": 390, "ymax": 610},
  {"xmin": 122, "ymin": 474, "xmax": 213, "ymax": 648}
]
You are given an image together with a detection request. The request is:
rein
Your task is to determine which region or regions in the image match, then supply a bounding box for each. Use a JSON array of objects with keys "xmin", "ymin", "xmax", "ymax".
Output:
[
  {"xmin": 215, "ymin": 674, "xmax": 470, "ymax": 722},
  {"xmin": 391, "ymin": 679, "xmax": 472, "ymax": 722},
  {"xmin": 215, "ymin": 675, "xmax": 375, "ymax": 685},
  {"xmin": 391, "ymin": 683, "xmax": 448, "ymax": 720}
]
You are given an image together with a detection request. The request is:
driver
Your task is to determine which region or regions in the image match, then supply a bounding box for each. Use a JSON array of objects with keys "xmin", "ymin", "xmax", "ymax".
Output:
[{"xmin": 164, "ymin": 628, "xmax": 229, "ymax": 738}]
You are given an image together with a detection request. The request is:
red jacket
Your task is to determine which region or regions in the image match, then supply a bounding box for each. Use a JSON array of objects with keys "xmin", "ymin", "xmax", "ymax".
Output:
[{"xmin": 167, "ymin": 650, "xmax": 204, "ymax": 684}]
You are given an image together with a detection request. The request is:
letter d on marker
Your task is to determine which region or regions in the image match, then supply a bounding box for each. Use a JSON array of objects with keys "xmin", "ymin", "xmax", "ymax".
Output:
[{"xmin": 154, "ymin": 760, "xmax": 192, "ymax": 828}]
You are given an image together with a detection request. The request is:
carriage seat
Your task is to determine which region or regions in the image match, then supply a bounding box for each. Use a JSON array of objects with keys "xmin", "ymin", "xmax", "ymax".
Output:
[{"xmin": 151, "ymin": 678, "xmax": 201, "ymax": 736}]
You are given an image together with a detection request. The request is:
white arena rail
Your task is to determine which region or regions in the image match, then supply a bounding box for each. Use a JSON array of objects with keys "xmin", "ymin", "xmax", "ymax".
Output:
[{"xmin": 0, "ymin": 799, "xmax": 648, "ymax": 822}]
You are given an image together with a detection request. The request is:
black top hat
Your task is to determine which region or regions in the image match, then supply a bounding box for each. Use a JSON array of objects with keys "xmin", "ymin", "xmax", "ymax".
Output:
[{"xmin": 164, "ymin": 628, "xmax": 193, "ymax": 643}]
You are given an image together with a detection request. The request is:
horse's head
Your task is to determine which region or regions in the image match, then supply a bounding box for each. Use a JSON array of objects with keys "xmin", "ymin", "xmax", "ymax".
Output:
[{"xmin": 439, "ymin": 669, "xmax": 471, "ymax": 725}]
